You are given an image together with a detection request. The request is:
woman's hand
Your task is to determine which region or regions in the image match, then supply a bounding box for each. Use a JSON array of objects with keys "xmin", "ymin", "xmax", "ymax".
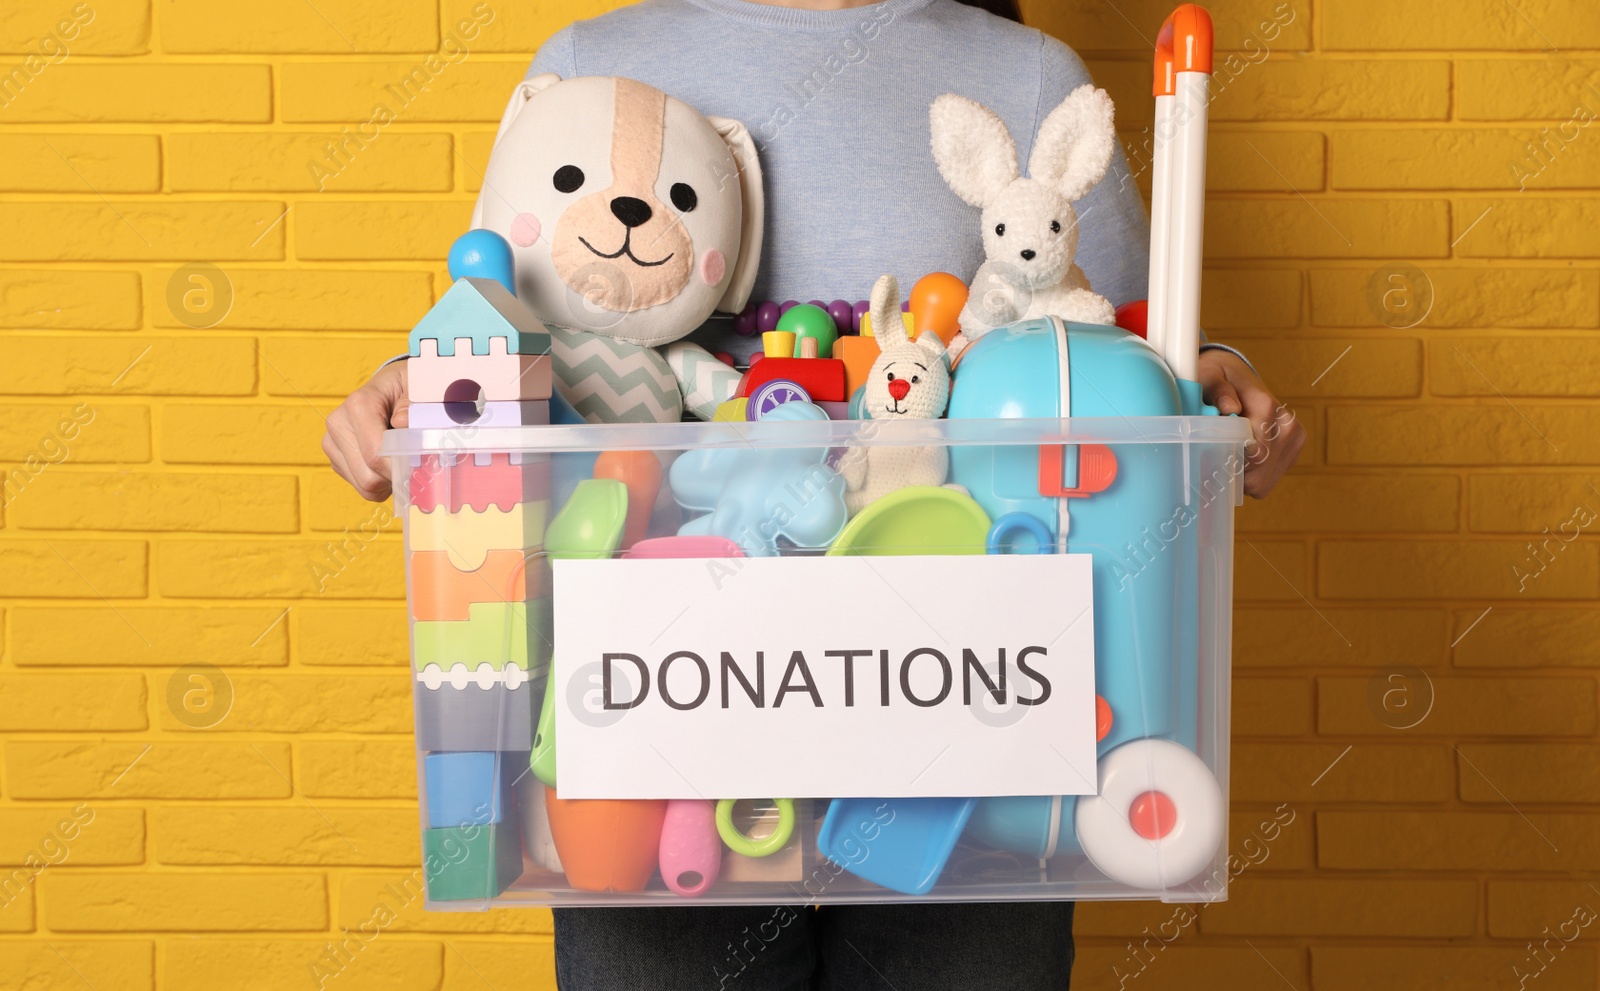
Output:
[
  {"xmin": 322, "ymin": 359, "xmax": 409, "ymax": 501},
  {"xmin": 1196, "ymin": 348, "xmax": 1304, "ymax": 499}
]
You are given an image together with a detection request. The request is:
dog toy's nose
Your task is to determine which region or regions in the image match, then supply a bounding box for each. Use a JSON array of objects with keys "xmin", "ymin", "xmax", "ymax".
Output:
[
  {"xmin": 887, "ymin": 378, "xmax": 911, "ymax": 401},
  {"xmin": 1020, "ymin": 249, "xmax": 1036, "ymax": 261},
  {"xmin": 610, "ymin": 196, "xmax": 653, "ymax": 228}
]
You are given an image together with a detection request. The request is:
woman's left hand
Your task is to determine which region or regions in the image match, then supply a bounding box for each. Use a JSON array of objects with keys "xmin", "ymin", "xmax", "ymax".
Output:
[{"xmin": 1196, "ymin": 348, "xmax": 1305, "ymax": 499}]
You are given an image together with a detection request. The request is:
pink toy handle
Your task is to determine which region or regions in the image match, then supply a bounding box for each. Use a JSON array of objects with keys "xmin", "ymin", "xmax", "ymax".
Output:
[{"xmin": 659, "ymin": 799, "xmax": 722, "ymax": 897}]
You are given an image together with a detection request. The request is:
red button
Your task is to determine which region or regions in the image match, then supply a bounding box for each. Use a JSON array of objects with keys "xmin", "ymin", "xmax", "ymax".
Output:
[{"xmin": 1128, "ymin": 790, "xmax": 1178, "ymax": 840}]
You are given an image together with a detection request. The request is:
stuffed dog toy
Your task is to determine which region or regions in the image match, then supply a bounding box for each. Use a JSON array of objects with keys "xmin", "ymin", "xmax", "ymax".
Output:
[{"xmin": 472, "ymin": 74, "xmax": 763, "ymax": 423}]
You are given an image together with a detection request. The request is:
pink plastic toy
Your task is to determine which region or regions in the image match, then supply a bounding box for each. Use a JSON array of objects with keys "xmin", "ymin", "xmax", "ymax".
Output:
[{"xmin": 658, "ymin": 799, "xmax": 722, "ymax": 897}]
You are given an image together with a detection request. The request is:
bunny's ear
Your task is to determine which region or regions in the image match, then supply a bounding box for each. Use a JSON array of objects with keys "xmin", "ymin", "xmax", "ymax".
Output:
[
  {"xmin": 1028, "ymin": 84, "xmax": 1116, "ymax": 202},
  {"xmin": 868, "ymin": 274, "xmax": 908, "ymax": 348},
  {"xmin": 930, "ymin": 94, "xmax": 1019, "ymax": 210},
  {"xmin": 915, "ymin": 330, "xmax": 951, "ymax": 370}
]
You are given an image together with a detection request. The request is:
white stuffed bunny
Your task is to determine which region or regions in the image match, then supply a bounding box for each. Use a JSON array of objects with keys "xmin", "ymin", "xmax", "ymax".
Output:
[
  {"xmin": 930, "ymin": 84, "xmax": 1118, "ymax": 341},
  {"xmin": 839, "ymin": 274, "xmax": 951, "ymax": 515}
]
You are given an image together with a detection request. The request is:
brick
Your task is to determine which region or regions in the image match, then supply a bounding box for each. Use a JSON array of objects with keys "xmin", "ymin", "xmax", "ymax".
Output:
[
  {"xmin": 157, "ymin": 538, "xmax": 404, "ymax": 599},
  {"xmin": 309, "ymin": 471, "xmax": 404, "ymax": 533},
  {"xmin": 1234, "ymin": 539, "xmax": 1309, "ymax": 602},
  {"xmin": 0, "ymin": 404, "xmax": 148, "ymax": 463},
  {"xmin": 1311, "ymin": 267, "xmax": 1599, "ymax": 329},
  {"xmin": 1043, "ymin": 946, "xmax": 1308, "ymax": 991},
  {"xmin": 336, "ymin": 873, "xmax": 552, "ymax": 934},
  {"xmin": 156, "ymin": 674, "xmax": 410, "ymax": 734},
  {"xmin": 166, "ymin": 939, "xmax": 443, "ymax": 991},
  {"xmin": 1210, "ymin": 60, "xmax": 1449, "ymax": 121},
  {"xmin": 0, "ymin": 880, "xmax": 35, "ymax": 931},
  {"xmin": 1320, "ymin": 811, "xmax": 1600, "ymax": 871},
  {"xmin": 1317, "ymin": 674, "xmax": 1595, "ymax": 736},
  {"xmin": 1230, "ymin": 806, "xmax": 1314, "ymax": 871},
  {"xmin": 4, "ymin": 741, "xmax": 294, "ymax": 799},
  {"xmin": 1459, "ymin": 744, "xmax": 1600, "ymax": 804},
  {"xmin": 0, "ymin": 940, "xmax": 153, "ymax": 991},
  {"xmin": 1323, "ymin": 538, "xmax": 1599, "ymax": 600},
  {"xmin": 0, "ymin": 64, "xmax": 271, "ymax": 122},
  {"xmin": 168, "ymin": 131, "xmax": 454, "ymax": 192},
  {"xmin": 162, "ymin": 404, "xmax": 333, "ymax": 466},
  {"xmin": 1035, "ymin": 0, "xmax": 1310, "ymax": 54},
  {"xmin": 153, "ymin": 807, "xmax": 417, "ymax": 866},
  {"xmin": 459, "ymin": 130, "xmax": 494, "ymax": 193},
  {"xmin": 1333, "ymin": 129, "xmax": 1600, "ymax": 190},
  {"xmin": 15, "ymin": 471, "xmax": 297, "ymax": 532},
  {"xmin": 0, "ymin": 807, "xmax": 144, "ymax": 866},
  {"xmin": 42, "ymin": 872, "xmax": 326, "ymax": 931},
  {"xmin": 296, "ymin": 740, "xmax": 417, "ymax": 798},
  {"xmin": 1235, "ymin": 607, "xmax": 1448, "ymax": 668},
  {"xmin": 1233, "ymin": 338, "xmax": 1421, "ymax": 400},
  {"xmin": 441, "ymin": 940, "xmax": 559, "ymax": 991},
  {"xmin": 0, "ymin": 336, "xmax": 257, "ymax": 396},
  {"xmin": 0, "ymin": 673, "xmax": 147, "ymax": 730},
  {"xmin": 1455, "ymin": 608, "xmax": 1600, "ymax": 667},
  {"xmin": 281, "ymin": 61, "xmax": 528, "ymax": 123},
  {"xmin": 1313, "ymin": 946, "xmax": 1596, "ymax": 991},
  {"xmin": 1455, "ymin": 199, "xmax": 1600, "ymax": 258},
  {"xmin": 0, "ymin": 540, "xmax": 146, "ymax": 598},
  {"xmin": 0, "ymin": 269, "xmax": 140, "ymax": 329},
  {"xmin": 1436, "ymin": 337, "xmax": 1600, "ymax": 398},
  {"xmin": 1123, "ymin": 131, "xmax": 1324, "ymax": 195},
  {"xmin": 1327, "ymin": 406, "xmax": 1600, "ymax": 466},
  {"xmin": 1468, "ymin": 474, "xmax": 1600, "ymax": 533},
  {"xmin": 0, "ymin": 201, "xmax": 285, "ymax": 262},
  {"xmin": 1202, "ymin": 878, "xmax": 1476, "ymax": 936},
  {"xmin": 151, "ymin": 268, "xmax": 434, "ymax": 331},
  {"xmin": 1489, "ymin": 880, "xmax": 1600, "ymax": 938},
  {"xmin": 1233, "ymin": 743, "xmax": 1453, "ymax": 803},
  {"xmin": 298, "ymin": 606, "xmax": 408, "ymax": 666},
  {"xmin": 1199, "ymin": 269, "xmax": 1300, "ymax": 329},
  {"xmin": 263, "ymin": 337, "xmax": 403, "ymax": 398},
  {"xmin": 296, "ymin": 200, "xmax": 474, "ymax": 260},
  {"xmin": 1208, "ymin": 198, "xmax": 1447, "ymax": 260},
  {"xmin": 0, "ymin": 134, "xmax": 159, "ymax": 191},
  {"xmin": 1325, "ymin": 1, "xmax": 1600, "ymax": 50},
  {"xmin": 10, "ymin": 606, "xmax": 290, "ymax": 667},
  {"xmin": 1234, "ymin": 677, "xmax": 1312, "ymax": 737},
  {"xmin": 1238, "ymin": 473, "xmax": 1456, "ymax": 533},
  {"xmin": 0, "ymin": 3, "xmax": 149, "ymax": 54},
  {"xmin": 162, "ymin": 0, "xmax": 437, "ymax": 53},
  {"xmin": 1459, "ymin": 60, "xmax": 1600, "ymax": 120}
]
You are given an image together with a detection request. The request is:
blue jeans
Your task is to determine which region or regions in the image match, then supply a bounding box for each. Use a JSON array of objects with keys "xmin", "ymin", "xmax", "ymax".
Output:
[{"xmin": 553, "ymin": 901, "xmax": 1075, "ymax": 990}]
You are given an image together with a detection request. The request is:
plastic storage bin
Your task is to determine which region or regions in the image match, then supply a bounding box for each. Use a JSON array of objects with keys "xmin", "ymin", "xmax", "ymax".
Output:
[{"xmin": 384, "ymin": 373, "xmax": 1249, "ymax": 909}]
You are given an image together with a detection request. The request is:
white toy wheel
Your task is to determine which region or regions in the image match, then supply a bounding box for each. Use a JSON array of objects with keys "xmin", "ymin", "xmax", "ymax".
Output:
[{"xmin": 1074, "ymin": 738, "xmax": 1224, "ymax": 890}]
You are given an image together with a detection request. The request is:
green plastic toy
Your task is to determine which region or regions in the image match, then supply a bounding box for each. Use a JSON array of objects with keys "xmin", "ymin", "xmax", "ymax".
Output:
[{"xmin": 776, "ymin": 303, "xmax": 838, "ymax": 359}]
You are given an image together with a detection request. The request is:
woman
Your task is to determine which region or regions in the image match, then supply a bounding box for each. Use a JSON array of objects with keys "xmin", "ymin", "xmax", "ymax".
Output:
[{"xmin": 324, "ymin": 1, "xmax": 1303, "ymax": 986}]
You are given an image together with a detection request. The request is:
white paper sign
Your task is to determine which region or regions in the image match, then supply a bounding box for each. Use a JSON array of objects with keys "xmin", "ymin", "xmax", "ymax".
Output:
[{"xmin": 552, "ymin": 554, "xmax": 1096, "ymax": 800}]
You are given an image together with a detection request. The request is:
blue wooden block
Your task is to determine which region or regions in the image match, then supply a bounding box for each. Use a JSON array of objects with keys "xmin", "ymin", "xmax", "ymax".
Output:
[
  {"xmin": 408, "ymin": 277, "xmax": 551, "ymax": 358},
  {"xmin": 424, "ymin": 751, "xmax": 518, "ymax": 828}
]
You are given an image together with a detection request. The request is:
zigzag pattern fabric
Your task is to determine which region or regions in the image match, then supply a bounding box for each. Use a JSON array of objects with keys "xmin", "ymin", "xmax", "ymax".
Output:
[
  {"xmin": 666, "ymin": 341, "xmax": 744, "ymax": 421},
  {"xmin": 552, "ymin": 326, "xmax": 682, "ymax": 424}
]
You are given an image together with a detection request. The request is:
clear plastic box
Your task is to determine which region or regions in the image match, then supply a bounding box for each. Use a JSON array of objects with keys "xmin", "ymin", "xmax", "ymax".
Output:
[{"xmin": 384, "ymin": 409, "xmax": 1250, "ymax": 909}]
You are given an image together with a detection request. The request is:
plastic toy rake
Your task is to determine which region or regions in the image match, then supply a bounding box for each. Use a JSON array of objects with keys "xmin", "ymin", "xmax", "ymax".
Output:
[{"xmin": 1146, "ymin": 4, "xmax": 1214, "ymax": 414}]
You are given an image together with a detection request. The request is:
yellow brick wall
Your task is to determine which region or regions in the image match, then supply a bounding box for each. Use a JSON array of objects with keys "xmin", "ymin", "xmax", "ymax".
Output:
[{"xmin": 0, "ymin": 0, "xmax": 1593, "ymax": 988}]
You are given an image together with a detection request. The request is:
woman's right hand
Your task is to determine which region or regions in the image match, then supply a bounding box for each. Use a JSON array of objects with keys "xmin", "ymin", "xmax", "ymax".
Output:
[{"xmin": 322, "ymin": 359, "xmax": 409, "ymax": 501}]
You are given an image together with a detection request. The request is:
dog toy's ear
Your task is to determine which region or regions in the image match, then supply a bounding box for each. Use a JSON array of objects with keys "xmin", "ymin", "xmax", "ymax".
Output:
[
  {"xmin": 470, "ymin": 73, "xmax": 563, "ymax": 228},
  {"xmin": 1029, "ymin": 84, "xmax": 1116, "ymax": 203},
  {"xmin": 868, "ymin": 274, "xmax": 908, "ymax": 349},
  {"xmin": 929, "ymin": 94, "xmax": 1019, "ymax": 210},
  {"xmin": 708, "ymin": 115, "xmax": 764, "ymax": 313}
]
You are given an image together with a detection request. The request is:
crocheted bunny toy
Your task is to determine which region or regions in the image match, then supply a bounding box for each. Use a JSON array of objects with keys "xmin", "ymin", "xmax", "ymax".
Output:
[
  {"xmin": 930, "ymin": 84, "xmax": 1118, "ymax": 340},
  {"xmin": 840, "ymin": 274, "xmax": 951, "ymax": 515}
]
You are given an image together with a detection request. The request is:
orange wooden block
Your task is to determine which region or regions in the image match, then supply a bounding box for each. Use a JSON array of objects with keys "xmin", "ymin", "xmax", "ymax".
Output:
[
  {"xmin": 835, "ymin": 335, "xmax": 881, "ymax": 400},
  {"xmin": 409, "ymin": 548, "xmax": 549, "ymax": 621}
]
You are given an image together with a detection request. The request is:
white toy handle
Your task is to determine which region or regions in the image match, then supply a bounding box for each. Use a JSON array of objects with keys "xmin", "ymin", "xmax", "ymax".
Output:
[{"xmin": 1148, "ymin": 5, "xmax": 1213, "ymax": 386}]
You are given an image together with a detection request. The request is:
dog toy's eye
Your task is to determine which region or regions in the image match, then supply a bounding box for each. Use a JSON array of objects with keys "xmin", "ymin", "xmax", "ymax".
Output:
[
  {"xmin": 670, "ymin": 182, "xmax": 698, "ymax": 213},
  {"xmin": 995, "ymin": 223, "xmax": 1006, "ymax": 237},
  {"xmin": 553, "ymin": 165, "xmax": 584, "ymax": 193},
  {"xmin": 1050, "ymin": 219, "xmax": 1062, "ymax": 234}
]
